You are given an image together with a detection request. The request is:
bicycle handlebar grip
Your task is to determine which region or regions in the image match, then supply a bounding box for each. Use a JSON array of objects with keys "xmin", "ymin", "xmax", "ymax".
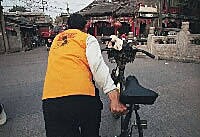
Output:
[{"xmin": 141, "ymin": 50, "xmax": 155, "ymax": 59}]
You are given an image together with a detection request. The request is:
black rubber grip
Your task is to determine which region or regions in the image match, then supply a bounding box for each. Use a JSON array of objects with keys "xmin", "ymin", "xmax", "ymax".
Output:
[
  {"xmin": 141, "ymin": 50, "xmax": 155, "ymax": 59},
  {"xmin": 101, "ymin": 37, "xmax": 112, "ymax": 42}
]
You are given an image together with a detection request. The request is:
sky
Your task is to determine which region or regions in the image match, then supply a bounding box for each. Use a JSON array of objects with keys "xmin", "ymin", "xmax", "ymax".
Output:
[{"xmin": 2, "ymin": 0, "xmax": 94, "ymax": 19}]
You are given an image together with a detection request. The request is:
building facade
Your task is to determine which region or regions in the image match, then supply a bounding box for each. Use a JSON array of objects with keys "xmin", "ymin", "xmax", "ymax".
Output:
[
  {"xmin": 77, "ymin": 0, "xmax": 200, "ymax": 37},
  {"xmin": 0, "ymin": 0, "xmax": 4, "ymax": 53},
  {"xmin": 3, "ymin": 11, "xmax": 53, "ymax": 52},
  {"xmin": 0, "ymin": 0, "xmax": 9, "ymax": 53},
  {"xmin": 160, "ymin": 0, "xmax": 200, "ymax": 34}
]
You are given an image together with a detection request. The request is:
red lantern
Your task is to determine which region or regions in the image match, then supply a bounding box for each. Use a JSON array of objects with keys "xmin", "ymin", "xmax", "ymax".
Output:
[
  {"xmin": 129, "ymin": 18, "xmax": 133, "ymax": 23},
  {"xmin": 142, "ymin": 19, "xmax": 145, "ymax": 23},
  {"xmin": 137, "ymin": 19, "xmax": 141, "ymax": 23},
  {"xmin": 114, "ymin": 21, "xmax": 122, "ymax": 28}
]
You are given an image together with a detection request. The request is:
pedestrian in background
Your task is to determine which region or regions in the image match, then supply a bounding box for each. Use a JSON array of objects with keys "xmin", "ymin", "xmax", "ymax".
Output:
[{"xmin": 0, "ymin": 104, "xmax": 7, "ymax": 126}]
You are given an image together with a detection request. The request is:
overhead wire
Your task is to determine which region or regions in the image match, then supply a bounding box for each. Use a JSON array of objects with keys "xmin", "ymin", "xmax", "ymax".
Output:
[
  {"xmin": 3, "ymin": 0, "xmax": 68, "ymax": 11},
  {"xmin": 2, "ymin": 0, "xmax": 92, "ymax": 18}
]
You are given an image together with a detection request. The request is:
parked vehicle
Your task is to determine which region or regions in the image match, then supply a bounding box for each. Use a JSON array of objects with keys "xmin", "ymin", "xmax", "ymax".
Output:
[
  {"xmin": 45, "ymin": 25, "xmax": 66, "ymax": 51},
  {"xmin": 38, "ymin": 26, "xmax": 56, "ymax": 47},
  {"xmin": 101, "ymin": 37, "xmax": 159, "ymax": 137}
]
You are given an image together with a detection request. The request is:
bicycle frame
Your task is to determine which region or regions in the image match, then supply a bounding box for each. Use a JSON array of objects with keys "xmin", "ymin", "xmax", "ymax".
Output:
[
  {"xmin": 102, "ymin": 38, "xmax": 158, "ymax": 137},
  {"xmin": 113, "ymin": 63, "xmax": 145, "ymax": 137}
]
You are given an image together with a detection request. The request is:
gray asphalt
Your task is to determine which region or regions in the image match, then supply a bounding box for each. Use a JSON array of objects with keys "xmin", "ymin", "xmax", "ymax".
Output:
[{"xmin": 0, "ymin": 45, "xmax": 200, "ymax": 137}]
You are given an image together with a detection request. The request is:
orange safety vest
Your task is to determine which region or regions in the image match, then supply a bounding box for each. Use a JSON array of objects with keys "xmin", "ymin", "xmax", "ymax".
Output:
[{"xmin": 42, "ymin": 29, "xmax": 95, "ymax": 100}]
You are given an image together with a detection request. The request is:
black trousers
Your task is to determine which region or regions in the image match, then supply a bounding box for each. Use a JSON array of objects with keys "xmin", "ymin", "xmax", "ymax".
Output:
[{"xmin": 42, "ymin": 95, "xmax": 103, "ymax": 137}]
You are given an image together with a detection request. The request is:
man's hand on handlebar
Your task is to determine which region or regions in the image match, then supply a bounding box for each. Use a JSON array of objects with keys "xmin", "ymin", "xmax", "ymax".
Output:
[{"xmin": 108, "ymin": 89, "xmax": 127, "ymax": 115}]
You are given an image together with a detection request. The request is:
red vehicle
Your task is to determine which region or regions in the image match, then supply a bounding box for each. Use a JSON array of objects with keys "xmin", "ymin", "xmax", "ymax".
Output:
[
  {"xmin": 38, "ymin": 26, "xmax": 55, "ymax": 45},
  {"xmin": 38, "ymin": 25, "xmax": 67, "ymax": 50}
]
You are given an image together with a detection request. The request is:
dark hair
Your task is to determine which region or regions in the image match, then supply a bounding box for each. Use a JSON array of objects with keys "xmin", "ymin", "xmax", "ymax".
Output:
[{"xmin": 67, "ymin": 14, "xmax": 87, "ymax": 30}]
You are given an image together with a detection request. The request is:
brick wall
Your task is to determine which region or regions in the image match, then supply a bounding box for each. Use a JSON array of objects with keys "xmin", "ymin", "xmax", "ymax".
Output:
[{"xmin": 6, "ymin": 27, "xmax": 23, "ymax": 52}]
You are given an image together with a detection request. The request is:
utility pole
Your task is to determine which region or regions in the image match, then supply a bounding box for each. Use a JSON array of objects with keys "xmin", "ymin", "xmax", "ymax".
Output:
[
  {"xmin": 40, "ymin": 0, "xmax": 47, "ymax": 12},
  {"xmin": 0, "ymin": 0, "xmax": 9, "ymax": 53},
  {"xmin": 158, "ymin": 0, "xmax": 162, "ymax": 29},
  {"xmin": 66, "ymin": 2, "xmax": 69, "ymax": 14}
]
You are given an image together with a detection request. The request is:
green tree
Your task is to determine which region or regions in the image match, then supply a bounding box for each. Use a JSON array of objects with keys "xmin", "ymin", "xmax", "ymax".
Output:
[{"xmin": 9, "ymin": 5, "xmax": 28, "ymax": 12}]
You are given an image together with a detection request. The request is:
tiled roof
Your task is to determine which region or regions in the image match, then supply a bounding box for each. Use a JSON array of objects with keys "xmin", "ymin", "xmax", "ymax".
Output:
[
  {"xmin": 114, "ymin": 4, "xmax": 138, "ymax": 17},
  {"xmin": 4, "ymin": 11, "xmax": 44, "ymax": 16},
  {"xmin": 78, "ymin": 1, "xmax": 139, "ymax": 17},
  {"xmin": 83, "ymin": 3, "xmax": 121, "ymax": 16}
]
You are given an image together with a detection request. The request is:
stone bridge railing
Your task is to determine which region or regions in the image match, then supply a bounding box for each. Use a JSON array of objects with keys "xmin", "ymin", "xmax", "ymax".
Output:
[
  {"xmin": 188, "ymin": 34, "xmax": 200, "ymax": 45},
  {"xmin": 153, "ymin": 35, "xmax": 177, "ymax": 45},
  {"xmin": 137, "ymin": 22, "xmax": 200, "ymax": 63}
]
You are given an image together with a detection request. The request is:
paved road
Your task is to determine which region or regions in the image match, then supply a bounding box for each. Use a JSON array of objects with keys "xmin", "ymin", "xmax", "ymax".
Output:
[{"xmin": 0, "ymin": 46, "xmax": 200, "ymax": 137}]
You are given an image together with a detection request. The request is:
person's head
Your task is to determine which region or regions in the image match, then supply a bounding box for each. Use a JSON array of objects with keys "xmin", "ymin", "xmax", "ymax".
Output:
[{"xmin": 67, "ymin": 14, "xmax": 87, "ymax": 31}]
